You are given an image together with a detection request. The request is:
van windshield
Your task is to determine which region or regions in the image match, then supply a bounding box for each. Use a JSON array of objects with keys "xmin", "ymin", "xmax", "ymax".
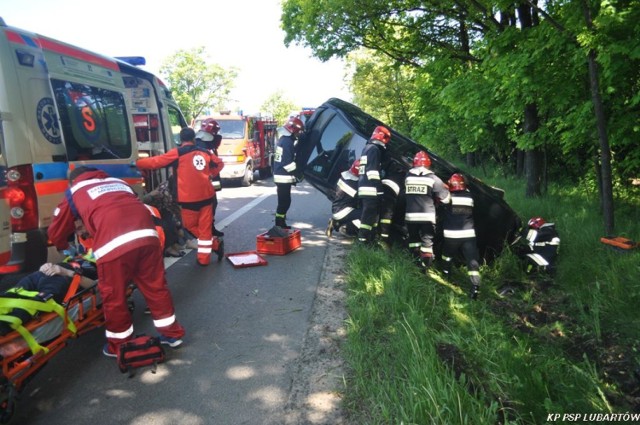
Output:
[
  {"xmin": 218, "ymin": 120, "xmax": 245, "ymax": 140},
  {"xmin": 51, "ymin": 79, "xmax": 132, "ymax": 160}
]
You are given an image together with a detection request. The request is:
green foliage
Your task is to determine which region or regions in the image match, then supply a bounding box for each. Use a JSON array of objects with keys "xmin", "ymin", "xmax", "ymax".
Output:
[
  {"xmin": 260, "ymin": 90, "xmax": 300, "ymax": 125},
  {"xmin": 282, "ymin": 0, "xmax": 640, "ymax": 232},
  {"xmin": 342, "ymin": 172, "xmax": 640, "ymax": 423},
  {"xmin": 345, "ymin": 49, "xmax": 417, "ymax": 134},
  {"xmin": 159, "ymin": 46, "xmax": 238, "ymax": 123}
]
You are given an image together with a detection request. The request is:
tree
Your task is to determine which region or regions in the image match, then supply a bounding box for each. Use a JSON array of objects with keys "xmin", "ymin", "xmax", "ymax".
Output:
[
  {"xmin": 260, "ymin": 90, "xmax": 300, "ymax": 125},
  {"xmin": 159, "ymin": 47, "xmax": 238, "ymax": 123},
  {"xmin": 345, "ymin": 49, "xmax": 417, "ymax": 135}
]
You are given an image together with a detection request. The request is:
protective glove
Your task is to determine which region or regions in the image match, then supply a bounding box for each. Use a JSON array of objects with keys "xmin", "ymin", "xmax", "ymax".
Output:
[{"xmin": 295, "ymin": 172, "xmax": 305, "ymax": 183}]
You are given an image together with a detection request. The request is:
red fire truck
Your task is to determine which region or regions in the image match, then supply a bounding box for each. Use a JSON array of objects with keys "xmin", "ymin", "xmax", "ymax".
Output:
[{"xmin": 193, "ymin": 113, "xmax": 278, "ymax": 186}]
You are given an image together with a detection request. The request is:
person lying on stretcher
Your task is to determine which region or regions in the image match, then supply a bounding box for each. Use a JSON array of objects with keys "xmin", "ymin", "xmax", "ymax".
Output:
[
  {"xmin": 0, "ymin": 220, "xmax": 98, "ymax": 336},
  {"xmin": 0, "ymin": 261, "xmax": 97, "ymax": 336}
]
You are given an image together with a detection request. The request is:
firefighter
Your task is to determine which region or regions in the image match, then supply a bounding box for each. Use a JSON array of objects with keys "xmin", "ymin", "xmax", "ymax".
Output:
[
  {"xmin": 195, "ymin": 118, "xmax": 224, "ymax": 237},
  {"xmin": 520, "ymin": 216, "xmax": 561, "ymax": 275},
  {"xmin": 327, "ymin": 159, "xmax": 361, "ymax": 238},
  {"xmin": 404, "ymin": 151, "xmax": 450, "ymax": 271},
  {"xmin": 136, "ymin": 127, "xmax": 224, "ymax": 266},
  {"xmin": 440, "ymin": 173, "xmax": 482, "ymax": 299},
  {"xmin": 47, "ymin": 166, "xmax": 186, "ymax": 357},
  {"xmin": 378, "ymin": 165, "xmax": 406, "ymax": 247},
  {"xmin": 357, "ymin": 125, "xmax": 391, "ymax": 245},
  {"xmin": 273, "ymin": 116, "xmax": 305, "ymax": 229}
]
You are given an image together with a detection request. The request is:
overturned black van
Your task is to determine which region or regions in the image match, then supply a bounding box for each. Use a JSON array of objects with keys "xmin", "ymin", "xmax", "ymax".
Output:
[{"xmin": 295, "ymin": 98, "xmax": 522, "ymax": 262}]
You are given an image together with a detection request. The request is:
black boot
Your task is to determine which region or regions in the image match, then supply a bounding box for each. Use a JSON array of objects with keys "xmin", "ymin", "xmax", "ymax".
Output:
[
  {"xmin": 325, "ymin": 219, "xmax": 334, "ymax": 237},
  {"xmin": 213, "ymin": 227, "xmax": 225, "ymax": 237},
  {"xmin": 275, "ymin": 215, "xmax": 290, "ymax": 230},
  {"xmin": 470, "ymin": 285, "xmax": 480, "ymax": 300},
  {"xmin": 213, "ymin": 238, "xmax": 224, "ymax": 262}
]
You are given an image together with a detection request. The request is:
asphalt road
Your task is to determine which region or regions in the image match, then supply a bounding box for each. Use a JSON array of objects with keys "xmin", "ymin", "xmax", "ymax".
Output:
[{"xmin": 13, "ymin": 178, "xmax": 334, "ymax": 425}]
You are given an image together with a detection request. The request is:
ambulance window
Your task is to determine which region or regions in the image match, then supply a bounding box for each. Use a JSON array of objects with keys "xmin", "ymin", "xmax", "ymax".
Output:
[
  {"xmin": 51, "ymin": 80, "xmax": 132, "ymax": 160},
  {"xmin": 167, "ymin": 105, "xmax": 185, "ymax": 147}
]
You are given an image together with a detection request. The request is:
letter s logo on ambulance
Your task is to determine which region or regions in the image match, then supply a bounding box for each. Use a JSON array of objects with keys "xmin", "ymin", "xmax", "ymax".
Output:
[
  {"xmin": 36, "ymin": 97, "xmax": 62, "ymax": 144},
  {"xmin": 72, "ymin": 98, "xmax": 101, "ymax": 143}
]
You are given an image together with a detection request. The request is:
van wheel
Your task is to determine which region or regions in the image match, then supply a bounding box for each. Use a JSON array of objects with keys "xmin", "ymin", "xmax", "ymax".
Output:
[{"xmin": 241, "ymin": 163, "xmax": 254, "ymax": 187}]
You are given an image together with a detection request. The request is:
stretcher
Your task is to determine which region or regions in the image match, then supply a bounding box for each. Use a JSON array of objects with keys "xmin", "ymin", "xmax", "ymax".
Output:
[{"xmin": 0, "ymin": 275, "xmax": 104, "ymax": 423}]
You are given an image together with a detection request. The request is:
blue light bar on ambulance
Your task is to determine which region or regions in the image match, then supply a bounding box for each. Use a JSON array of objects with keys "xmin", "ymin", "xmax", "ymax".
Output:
[{"xmin": 115, "ymin": 56, "xmax": 146, "ymax": 66}]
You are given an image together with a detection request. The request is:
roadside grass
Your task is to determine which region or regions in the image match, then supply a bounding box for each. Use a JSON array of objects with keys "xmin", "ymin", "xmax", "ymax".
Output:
[{"xmin": 341, "ymin": 173, "xmax": 640, "ymax": 424}]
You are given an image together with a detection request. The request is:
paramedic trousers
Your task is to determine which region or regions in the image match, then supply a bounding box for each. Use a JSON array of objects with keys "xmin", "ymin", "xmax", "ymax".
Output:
[
  {"xmin": 97, "ymin": 243, "xmax": 185, "ymax": 353},
  {"xmin": 181, "ymin": 203, "xmax": 214, "ymax": 266}
]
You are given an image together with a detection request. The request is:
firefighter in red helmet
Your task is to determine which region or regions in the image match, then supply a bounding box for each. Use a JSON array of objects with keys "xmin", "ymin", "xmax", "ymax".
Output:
[
  {"xmin": 357, "ymin": 125, "xmax": 391, "ymax": 245},
  {"xmin": 196, "ymin": 118, "xmax": 224, "ymax": 237},
  {"xmin": 136, "ymin": 127, "xmax": 224, "ymax": 266},
  {"xmin": 47, "ymin": 166, "xmax": 186, "ymax": 356},
  {"xmin": 519, "ymin": 216, "xmax": 561, "ymax": 275},
  {"xmin": 327, "ymin": 159, "xmax": 361, "ymax": 238},
  {"xmin": 440, "ymin": 173, "xmax": 482, "ymax": 299},
  {"xmin": 273, "ymin": 116, "xmax": 305, "ymax": 229},
  {"xmin": 404, "ymin": 151, "xmax": 450, "ymax": 271}
]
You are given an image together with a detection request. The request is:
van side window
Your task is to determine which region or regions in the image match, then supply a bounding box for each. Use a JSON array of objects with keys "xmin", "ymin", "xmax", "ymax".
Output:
[
  {"xmin": 51, "ymin": 79, "xmax": 132, "ymax": 160},
  {"xmin": 306, "ymin": 113, "xmax": 364, "ymax": 182}
]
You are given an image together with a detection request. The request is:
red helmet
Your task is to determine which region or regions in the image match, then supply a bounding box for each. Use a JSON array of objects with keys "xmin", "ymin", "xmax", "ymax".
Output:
[
  {"xmin": 196, "ymin": 118, "xmax": 220, "ymax": 142},
  {"xmin": 528, "ymin": 217, "xmax": 546, "ymax": 229},
  {"xmin": 371, "ymin": 126, "xmax": 391, "ymax": 144},
  {"xmin": 448, "ymin": 173, "xmax": 466, "ymax": 191},
  {"xmin": 349, "ymin": 159, "xmax": 360, "ymax": 176},
  {"xmin": 413, "ymin": 151, "xmax": 431, "ymax": 168},
  {"xmin": 284, "ymin": 117, "xmax": 304, "ymax": 135}
]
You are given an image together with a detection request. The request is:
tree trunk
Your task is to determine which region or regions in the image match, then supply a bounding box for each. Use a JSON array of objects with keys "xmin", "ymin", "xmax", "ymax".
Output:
[
  {"xmin": 524, "ymin": 103, "xmax": 543, "ymax": 197},
  {"xmin": 583, "ymin": 1, "xmax": 615, "ymax": 235}
]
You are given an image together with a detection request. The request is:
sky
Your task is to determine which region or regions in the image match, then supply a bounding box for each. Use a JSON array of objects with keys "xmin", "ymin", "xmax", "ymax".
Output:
[{"xmin": 0, "ymin": 0, "xmax": 352, "ymax": 114}]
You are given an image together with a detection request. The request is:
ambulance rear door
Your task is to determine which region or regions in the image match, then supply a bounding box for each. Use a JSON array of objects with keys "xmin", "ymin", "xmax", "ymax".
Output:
[{"xmin": 118, "ymin": 61, "xmax": 187, "ymax": 191}]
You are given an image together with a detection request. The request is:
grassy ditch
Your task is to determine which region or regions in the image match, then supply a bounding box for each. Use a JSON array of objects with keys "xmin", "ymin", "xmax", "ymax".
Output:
[{"xmin": 341, "ymin": 173, "xmax": 640, "ymax": 424}]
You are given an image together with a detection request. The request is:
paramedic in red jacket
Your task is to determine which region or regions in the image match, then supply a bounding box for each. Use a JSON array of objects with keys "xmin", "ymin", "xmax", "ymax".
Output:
[
  {"xmin": 136, "ymin": 127, "xmax": 224, "ymax": 266},
  {"xmin": 47, "ymin": 166, "xmax": 186, "ymax": 356}
]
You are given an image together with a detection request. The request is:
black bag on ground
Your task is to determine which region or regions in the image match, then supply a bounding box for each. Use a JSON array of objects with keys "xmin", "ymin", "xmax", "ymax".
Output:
[{"xmin": 117, "ymin": 335, "xmax": 165, "ymax": 377}]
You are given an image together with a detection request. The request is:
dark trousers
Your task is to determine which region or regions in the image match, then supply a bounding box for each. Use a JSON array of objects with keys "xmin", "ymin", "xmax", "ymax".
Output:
[{"xmin": 276, "ymin": 184, "xmax": 292, "ymax": 216}]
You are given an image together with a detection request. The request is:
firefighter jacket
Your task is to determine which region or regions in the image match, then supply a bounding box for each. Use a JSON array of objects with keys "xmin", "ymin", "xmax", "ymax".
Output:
[
  {"xmin": 357, "ymin": 140, "xmax": 385, "ymax": 198},
  {"xmin": 332, "ymin": 170, "xmax": 359, "ymax": 221},
  {"xmin": 273, "ymin": 134, "xmax": 297, "ymax": 184},
  {"xmin": 136, "ymin": 142, "xmax": 223, "ymax": 208},
  {"xmin": 525, "ymin": 223, "xmax": 560, "ymax": 267},
  {"xmin": 442, "ymin": 190, "xmax": 476, "ymax": 239},
  {"xmin": 404, "ymin": 166, "xmax": 450, "ymax": 223},
  {"xmin": 48, "ymin": 169, "xmax": 160, "ymax": 263}
]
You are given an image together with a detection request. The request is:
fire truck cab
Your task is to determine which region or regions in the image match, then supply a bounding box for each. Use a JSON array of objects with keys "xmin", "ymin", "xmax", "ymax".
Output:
[
  {"xmin": 0, "ymin": 18, "xmax": 187, "ymax": 276},
  {"xmin": 194, "ymin": 113, "xmax": 278, "ymax": 186}
]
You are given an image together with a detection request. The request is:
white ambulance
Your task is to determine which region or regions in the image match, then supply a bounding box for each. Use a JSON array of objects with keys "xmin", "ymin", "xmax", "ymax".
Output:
[{"xmin": 0, "ymin": 18, "xmax": 187, "ymax": 277}]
